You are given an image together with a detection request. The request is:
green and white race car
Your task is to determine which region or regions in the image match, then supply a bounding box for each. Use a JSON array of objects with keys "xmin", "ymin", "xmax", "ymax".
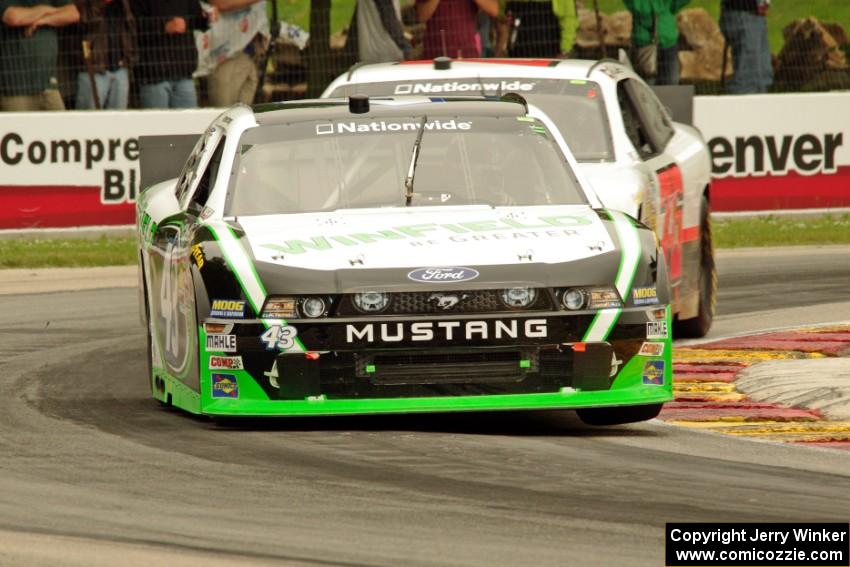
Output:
[{"xmin": 137, "ymin": 95, "xmax": 672, "ymax": 424}]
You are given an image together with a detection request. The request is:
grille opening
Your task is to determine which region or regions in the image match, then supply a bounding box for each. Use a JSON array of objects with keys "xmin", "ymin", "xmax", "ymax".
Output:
[
  {"xmin": 358, "ymin": 349, "xmax": 533, "ymax": 385},
  {"xmin": 337, "ymin": 289, "xmax": 552, "ymax": 316}
]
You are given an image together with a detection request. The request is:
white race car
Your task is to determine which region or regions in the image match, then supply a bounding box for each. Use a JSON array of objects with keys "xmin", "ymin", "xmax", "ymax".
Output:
[
  {"xmin": 323, "ymin": 58, "xmax": 716, "ymax": 337},
  {"xmin": 136, "ymin": 95, "xmax": 673, "ymax": 422}
]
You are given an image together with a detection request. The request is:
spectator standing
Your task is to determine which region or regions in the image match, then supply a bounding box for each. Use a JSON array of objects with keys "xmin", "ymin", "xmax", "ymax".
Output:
[
  {"xmin": 416, "ymin": 0, "xmax": 498, "ymax": 59},
  {"xmin": 356, "ymin": 0, "xmax": 410, "ymax": 63},
  {"xmin": 624, "ymin": 0, "xmax": 689, "ymax": 85},
  {"xmin": 72, "ymin": 0, "xmax": 136, "ymax": 109},
  {"xmin": 720, "ymin": 0, "xmax": 772, "ymax": 93},
  {"xmin": 0, "ymin": 1, "xmax": 80, "ymax": 110},
  {"xmin": 206, "ymin": 0, "xmax": 265, "ymax": 106},
  {"xmin": 552, "ymin": 0, "xmax": 577, "ymax": 57},
  {"xmin": 131, "ymin": 0, "xmax": 205, "ymax": 108},
  {"xmin": 504, "ymin": 0, "xmax": 561, "ymax": 57}
]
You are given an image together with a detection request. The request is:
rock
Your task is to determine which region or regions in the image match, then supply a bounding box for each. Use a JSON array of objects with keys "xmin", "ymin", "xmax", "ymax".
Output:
[
  {"xmin": 575, "ymin": 8, "xmax": 610, "ymax": 50},
  {"xmin": 677, "ymin": 8, "xmax": 730, "ymax": 82},
  {"xmin": 575, "ymin": 8, "xmax": 631, "ymax": 51},
  {"xmin": 777, "ymin": 17, "xmax": 848, "ymax": 86},
  {"xmin": 606, "ymin": 11, "xmax": 632, "ymax": 48},
  {"xmin": 822, "ymin": 22, "xmax": 849, "ymax": 47},
  {"xmin": 677, "ymin": 7, "xmax": 720, "ymax": 51}
]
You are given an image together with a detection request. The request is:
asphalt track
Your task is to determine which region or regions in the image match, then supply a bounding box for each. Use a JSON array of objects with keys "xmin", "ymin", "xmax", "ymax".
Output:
[{"xmin": 0, "ymin": 246, "xmax": 848, "ymax": 566}]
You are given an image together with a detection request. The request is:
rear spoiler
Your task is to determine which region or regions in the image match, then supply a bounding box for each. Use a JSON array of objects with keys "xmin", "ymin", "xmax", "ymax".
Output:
[{"xmin": 139, "ymin": 134, "xmax": 200, "ymax": 192}]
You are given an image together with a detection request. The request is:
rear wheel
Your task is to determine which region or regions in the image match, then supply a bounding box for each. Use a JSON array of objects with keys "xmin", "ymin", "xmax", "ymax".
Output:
[
  {"xmin": 674, "ymin": 195, "xmax": 716, "ymax": 338},
  {"xmin": 576, "ymin": 403, "xmax": 663, "ymax": 426}
]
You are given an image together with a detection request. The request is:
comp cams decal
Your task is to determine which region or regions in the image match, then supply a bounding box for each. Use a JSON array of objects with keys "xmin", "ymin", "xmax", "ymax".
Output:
[
  {"xmin": 209, "ymin": 355, "xmax": 244, "ymax": 370},
  {"xmin": 638, "ymin": 342, "xmax": 665, "ymax": 357}
]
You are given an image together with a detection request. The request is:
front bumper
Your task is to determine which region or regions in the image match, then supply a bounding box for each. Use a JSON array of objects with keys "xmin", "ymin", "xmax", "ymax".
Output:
[{"xmin": 176, "ymin": 307, "xmax": 673, "ymax": 416}]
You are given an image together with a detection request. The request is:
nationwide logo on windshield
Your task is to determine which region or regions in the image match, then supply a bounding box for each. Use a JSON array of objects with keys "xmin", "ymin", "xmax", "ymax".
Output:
[
  {"xmin": 393, "ymin": 81, "xmax": 536, "ymax": 95},
  {"xmin": 316, "ymin": 120, "xmax": 471, "ymax": 135}
]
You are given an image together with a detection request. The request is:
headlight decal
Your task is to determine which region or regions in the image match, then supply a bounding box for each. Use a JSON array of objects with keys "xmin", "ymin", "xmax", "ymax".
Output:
[
  {"xmin": 582, "ymin": 210, "xmax": 642, "ymax": 342},
  {"xmin": 205, "ymin": 221, "xmax": 306, "ymax": 353}
]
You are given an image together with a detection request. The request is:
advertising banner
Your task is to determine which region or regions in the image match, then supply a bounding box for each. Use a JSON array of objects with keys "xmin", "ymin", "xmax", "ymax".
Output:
[
  {"xmin": 0, "ymin": 109, "xmax": 218, "ymax": 229},
  {"xmin": 694, "ymin": 93, "xmax": 850, "ymax": 212},
  {"xmin": 1, "ymin": 92, "xmax": 848, "ymax": 230}
]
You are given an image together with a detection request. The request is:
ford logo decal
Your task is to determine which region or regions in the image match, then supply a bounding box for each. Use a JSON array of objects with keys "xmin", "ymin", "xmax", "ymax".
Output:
[{"xmin": 407, "ymin": 267, "xmax": 480, "ymax": 283}]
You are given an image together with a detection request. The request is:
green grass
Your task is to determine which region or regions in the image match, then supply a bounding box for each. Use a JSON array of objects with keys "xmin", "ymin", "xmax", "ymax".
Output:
[
  {"xmin": 0, "ymin": 236, "xmax": 137, "ymax": 269},
  {"xmin": 597, "ymin": 0, "xmax": 849, "ymax": 55},
  {"xmin": 271, "ymin": 0, "xmax": 357, "ymax": 36},
  {"xmin": 1, "ymin": 216, "xmax": 849, "ymax": 269},
  {"xmin": 713, "ymin": 214, "xmax": 850, "ymax": 248},
  {"xmin": 273, "ymin": 0, "xmax": 849, "ymax": 55}
]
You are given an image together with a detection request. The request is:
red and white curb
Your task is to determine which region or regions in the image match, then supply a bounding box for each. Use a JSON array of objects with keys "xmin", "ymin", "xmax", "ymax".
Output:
[{"xmin": 661, "ymin": 324, "xmax": 850, "ymax": 450}]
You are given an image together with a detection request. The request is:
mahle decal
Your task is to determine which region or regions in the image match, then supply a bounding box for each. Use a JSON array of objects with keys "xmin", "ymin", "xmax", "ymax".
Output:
[
  {"xmin": 646, "ymin": 321, "xmax": 668, "ymax": 340},
  {"xmin": 261, "ymin": 215, "xmax": 593, "ymax": 255},
  {"xmin": 206, "ymin": 334, "xmax": 237, "ymax": 352}
]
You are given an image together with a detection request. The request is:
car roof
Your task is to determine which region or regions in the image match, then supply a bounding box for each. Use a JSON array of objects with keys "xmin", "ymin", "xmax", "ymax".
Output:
[
  {"xmin": 248, "ymin": 96, "xmax": 530, "ymax": 126},
  {"xmin": 329, "ymin": 58, "xmax": 635, "ymax": 91}
]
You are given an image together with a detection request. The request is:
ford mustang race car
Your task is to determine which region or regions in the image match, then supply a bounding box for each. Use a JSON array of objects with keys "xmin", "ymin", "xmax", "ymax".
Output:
[
  {"xmin": 323, "ymin": 58, "xmax": 715, "ymax": 337},
  {"xmin": 137, "ymin": 95, "xmax": 672, "ymax": 424}
]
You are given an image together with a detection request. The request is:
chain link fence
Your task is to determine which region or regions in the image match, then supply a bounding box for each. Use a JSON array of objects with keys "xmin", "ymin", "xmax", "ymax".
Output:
[{"xmin": 0, "ymin": 3, "xmax": 847, "ymax": 111}]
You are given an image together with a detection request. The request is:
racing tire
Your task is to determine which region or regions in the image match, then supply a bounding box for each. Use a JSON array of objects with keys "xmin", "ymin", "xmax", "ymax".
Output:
[
  {"xmin": 576, "ymin": 403, "xmax": 663, "ymax": 426},
  {"xmin": 674, "ymin": 195, "xmax": 716, "ymax": 338}
]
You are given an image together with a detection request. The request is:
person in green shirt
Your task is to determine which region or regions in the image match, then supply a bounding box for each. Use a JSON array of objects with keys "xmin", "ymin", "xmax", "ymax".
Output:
[
  {"xmin": 552, "ymin": 0, "xmax": 577, "ymax": 56},
  {"xmin": 0, "ymin": 0, "xmax": 80, "ymax": 110},
  {"xmin": 624, "ymin": 0, "xmax": 689, "ymax": 84}
]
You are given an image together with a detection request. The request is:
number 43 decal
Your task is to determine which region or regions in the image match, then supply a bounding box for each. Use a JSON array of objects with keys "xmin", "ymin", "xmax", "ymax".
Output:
[{"xmin": 260, "ymin": 325, "xmax": 299, "ymax": 351}]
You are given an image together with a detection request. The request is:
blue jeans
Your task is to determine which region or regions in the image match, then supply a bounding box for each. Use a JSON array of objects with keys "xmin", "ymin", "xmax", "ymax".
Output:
[
  {"xmin": 720, "ymin": 9, "xmax": 773, "ymax": 94},
  {"xmin": 139, "ymin": 79, "xmax": 198, "ymax": 109},
  {"xmin": 656, "ymin": 45, "xmax": 680, "ymax": 86},
  {"xmin": 76, "ymin": 68, "xmax": 129, "ymax": 110}
]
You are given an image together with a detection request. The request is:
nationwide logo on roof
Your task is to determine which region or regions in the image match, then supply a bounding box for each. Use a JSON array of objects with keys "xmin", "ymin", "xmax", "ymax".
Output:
[
  {"xmin": 316, "ymin": 120, "xmax": 471, "ymax": 135},
  {"xmin": 393, "ymin": 81, "xmax": 536, "ymax": 95}
]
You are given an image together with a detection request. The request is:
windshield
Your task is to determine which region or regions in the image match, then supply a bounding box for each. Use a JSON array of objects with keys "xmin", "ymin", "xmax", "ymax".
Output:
[
  {"xmin": 329, "ymin": 79, "xmax": 613, "ymax": 162},
  {"xmin": 226, "ymin": 114, "xmax": 587, "ymax": 216}
]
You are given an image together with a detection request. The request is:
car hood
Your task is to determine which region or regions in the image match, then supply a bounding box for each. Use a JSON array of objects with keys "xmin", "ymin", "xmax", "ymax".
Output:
[
  {"xmin": 578, "ymin": 163, "xmax": 644, "ymax": 218},
  {"xmin": 235, "ymin": 205, "xmax": 616, "ymax": 272}
]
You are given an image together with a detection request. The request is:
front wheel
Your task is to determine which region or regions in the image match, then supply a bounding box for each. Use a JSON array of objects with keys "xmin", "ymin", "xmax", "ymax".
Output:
[
  {"xmin": 142, "ymin": 264, "xmax": 168, "ymax": 405},
  {"xmin": 674, "ymin": 195, "xmax": 716, "ymax": 338},
  {"xmin": 576, "ymin": 403, "xmax": 663, "ymax": 426}
]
